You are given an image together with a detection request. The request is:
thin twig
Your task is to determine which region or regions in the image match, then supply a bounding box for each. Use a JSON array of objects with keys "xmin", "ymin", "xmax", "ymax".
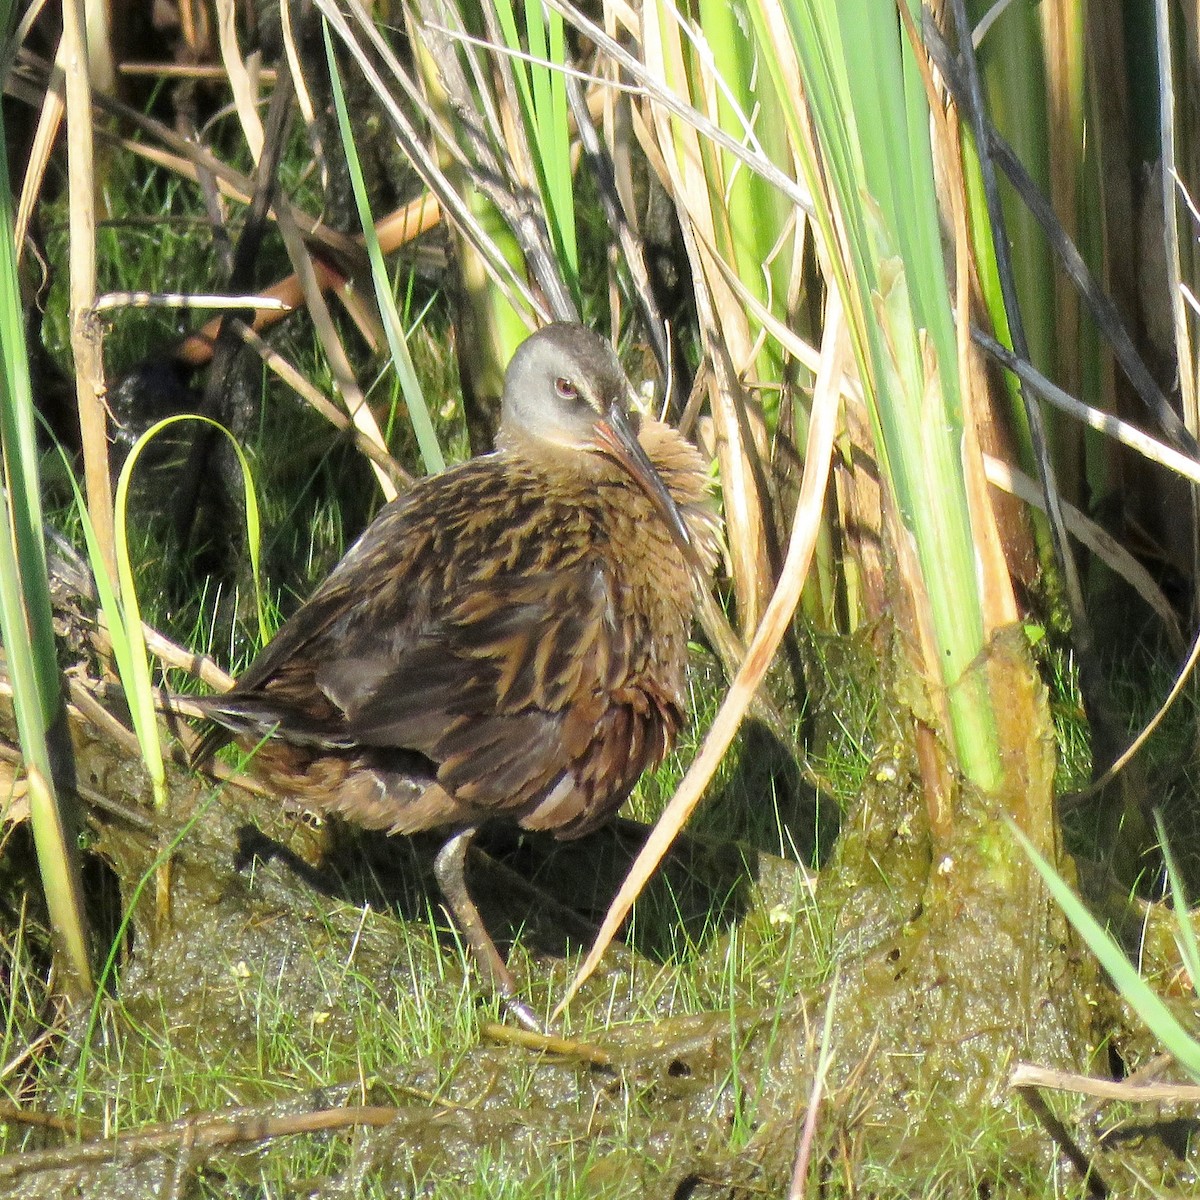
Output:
[
  {"xmin": 1014, "ymin": 1084, "xmax": 1109, "ymax": 1199},
  {"xmin": 788, "ymin": 977, "xmax": 839, "ymax": 1200},
  {"xmin": 228, "ymin": 321, "xmax": 412, "ymax": 489},
  {"xmin": 1011, "ymin": 1063, "xmax": 1200, "ymax": 1104},
  {"xmin": 0, "ymin": 1106, "xmax": 93, "ymax": 1136},
  {"xmin": 92, "ymin": 292, "xmax": 290, "ymax": 313},
  {"xmin": 0, "ymin": 1105, "xmax": 403, "ymax": 1181},
  {"xmin": 118, "ymin": 62, "xmax": 278, "ymax": 81},
  {"xmin": 481, "ymin": 1023, "xmax": 613, "ymax": 1068}
]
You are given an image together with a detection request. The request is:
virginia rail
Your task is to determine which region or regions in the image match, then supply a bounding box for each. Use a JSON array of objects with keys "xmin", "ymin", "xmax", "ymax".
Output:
[{"xmin": 194, "ymin": 322, "xmax": 719, "ymax": 1028}]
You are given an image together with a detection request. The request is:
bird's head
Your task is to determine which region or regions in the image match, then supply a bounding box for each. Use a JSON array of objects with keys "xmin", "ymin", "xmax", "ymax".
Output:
[{"xmin": 498, "ymin": 323, "xmax": 700, "ymax": 566}]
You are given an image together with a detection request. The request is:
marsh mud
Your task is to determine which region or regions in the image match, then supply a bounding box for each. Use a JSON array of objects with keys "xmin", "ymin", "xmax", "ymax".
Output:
[{"xmin": 814, "ymin": 629, "xmax": 1096, "ymax": 1130}]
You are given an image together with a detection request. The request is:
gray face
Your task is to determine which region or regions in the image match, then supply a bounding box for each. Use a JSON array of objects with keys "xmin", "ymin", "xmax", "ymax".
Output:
[
  {"xmin": 500, "ymin": 323, "xmax": 635, "ymax": 450},
  {"xmin": 498, "ymin": 323, "xmax": 699, "ymax": 564}
]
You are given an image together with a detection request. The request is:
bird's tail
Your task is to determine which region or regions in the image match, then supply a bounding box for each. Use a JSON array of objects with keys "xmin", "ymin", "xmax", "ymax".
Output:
[
  {"xmin": 188, "ymin": 696, "xmax": 250, "ymax": 769},
  {"xmin": 189, "ymin": 693, "xmax": 354, "ymax": 770}
]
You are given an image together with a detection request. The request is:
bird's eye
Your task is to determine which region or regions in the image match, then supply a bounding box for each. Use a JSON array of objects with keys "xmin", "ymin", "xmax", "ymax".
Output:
[{"xmin": 554, "ymin": 377, "xmax": 579, "ymax": 401}]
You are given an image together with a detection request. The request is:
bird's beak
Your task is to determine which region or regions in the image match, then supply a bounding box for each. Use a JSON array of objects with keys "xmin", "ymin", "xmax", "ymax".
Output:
[{"xmin": 595, "ymin": 401, "xmax": 702, "ymax": 572}]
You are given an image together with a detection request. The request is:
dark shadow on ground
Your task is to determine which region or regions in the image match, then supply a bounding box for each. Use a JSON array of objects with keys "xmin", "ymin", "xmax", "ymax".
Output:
[{"xmin": 229, "ymin": 716, "xmax": 831, "ymax": 968}]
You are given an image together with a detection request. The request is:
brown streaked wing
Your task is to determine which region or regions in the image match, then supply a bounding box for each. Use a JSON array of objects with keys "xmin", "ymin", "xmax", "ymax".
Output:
[
  {"xmin": 314, "ymin": 558, "xmax": 641, "ymax": 820},
  {"xmin": 222, "ymin": 492, "xmax": 424, "ymax": 702}
]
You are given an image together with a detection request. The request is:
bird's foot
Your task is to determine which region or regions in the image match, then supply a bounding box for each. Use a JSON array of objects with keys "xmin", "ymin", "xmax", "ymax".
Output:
[
  {"xmin": 501, "ymin": 995, "xmax": 545, "ymax": 1035},
  {"xmin": 434, "ymin": 828, "xmax": 546, "ymax": 1034}
]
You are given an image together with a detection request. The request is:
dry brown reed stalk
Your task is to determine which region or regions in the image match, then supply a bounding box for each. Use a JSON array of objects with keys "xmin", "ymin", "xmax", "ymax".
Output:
[
  {"xmin": 213, "ymin": 0, "xmax": 397, "ymax": 501},
  {"xmin": 61, "ymin": 0, "xmax": 115, "ymax": 586},
  {"xmin": 175, "ymin": 194, "xmax": 442, "ymax": 367},
  {"xmin": 622, "ymin": 1, "xmax": 779, "ymax": 634}
]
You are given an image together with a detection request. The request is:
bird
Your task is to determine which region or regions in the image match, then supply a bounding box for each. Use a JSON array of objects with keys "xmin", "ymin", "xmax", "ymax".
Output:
[{"xmin": 193, "ymin": 322, "xmax": 720, "ymax": 1028}]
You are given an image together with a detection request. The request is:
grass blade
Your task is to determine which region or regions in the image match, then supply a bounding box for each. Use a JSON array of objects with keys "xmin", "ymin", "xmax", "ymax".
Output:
[
  {"xmin": 0, "ymin": 66, "xmax": 92, "ymax": 996},
  {"xmin": 104, "ymin": 415, "xmax": 267, "ymax": 811},
  {"xmin": 1014, "ymin": 824, "xmax": 1200, "ymax": 1084},
  {"xmin": 1154, "ymin": 812, "xmax": 1200, "ymax": 997},
  {"xmin": 324, "ymin": 21, "xmax": 445, "ymax": 476}
]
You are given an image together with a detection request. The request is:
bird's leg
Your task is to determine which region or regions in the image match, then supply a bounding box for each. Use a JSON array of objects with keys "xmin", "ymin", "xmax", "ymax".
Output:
[{"xmin": 434, "ymin": 828, "xmax": 543, "ymax": 1033}]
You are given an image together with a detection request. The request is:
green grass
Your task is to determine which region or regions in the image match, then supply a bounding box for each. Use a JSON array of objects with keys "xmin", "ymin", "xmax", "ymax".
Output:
[{"xmin": 40, "ymin": 174, "xmax": 229, "ymax": 373}]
